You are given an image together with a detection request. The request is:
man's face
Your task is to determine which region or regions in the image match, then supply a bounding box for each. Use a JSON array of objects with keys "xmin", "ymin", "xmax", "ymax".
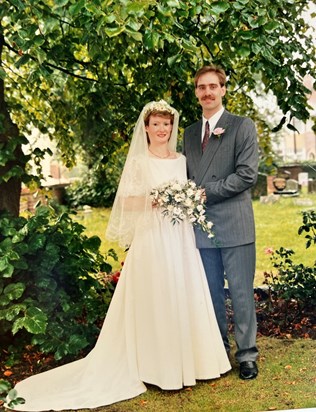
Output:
[{"xmin": 195, "ymin": 72, "xmax": 226, "ymax": 116}]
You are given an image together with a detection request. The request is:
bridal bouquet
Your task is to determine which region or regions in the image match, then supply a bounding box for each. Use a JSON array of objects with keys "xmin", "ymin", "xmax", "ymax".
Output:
[{"xmin": 150, "ymin": 179, "xmax": 214, "ymax": 238}]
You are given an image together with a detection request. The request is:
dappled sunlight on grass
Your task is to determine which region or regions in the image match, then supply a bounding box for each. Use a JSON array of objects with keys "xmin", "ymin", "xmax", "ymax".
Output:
[
  {"xmin": 74, "ymin": 208, "xmax": 127, "ymax": 271},
  {"xmin": 254, "ymin": 193, "xmax": 316, "ymax": 286}
]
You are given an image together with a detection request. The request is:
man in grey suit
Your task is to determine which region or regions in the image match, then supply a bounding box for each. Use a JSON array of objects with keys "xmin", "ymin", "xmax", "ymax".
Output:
[{"xmin": 183, "ymin": 65, "xmax": 259, "ymax": 380}]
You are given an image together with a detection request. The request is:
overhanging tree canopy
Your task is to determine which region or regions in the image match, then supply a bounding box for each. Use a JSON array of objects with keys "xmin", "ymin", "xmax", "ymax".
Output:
[{"xmin": 0, "ymin": 0, "xmax": 315, "ymax": 214}]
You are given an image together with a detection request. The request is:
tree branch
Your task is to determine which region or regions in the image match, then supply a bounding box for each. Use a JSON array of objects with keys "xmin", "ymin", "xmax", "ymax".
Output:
[{"xmin": 3, "ymin": 39, "xmax": 97, "ymax": 82}]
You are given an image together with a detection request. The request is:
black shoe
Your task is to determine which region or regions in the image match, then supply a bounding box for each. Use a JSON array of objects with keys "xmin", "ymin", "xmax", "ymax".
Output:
[{"xmin": 239, "ymin": 361, "xmax": 258, "ymax": 380}]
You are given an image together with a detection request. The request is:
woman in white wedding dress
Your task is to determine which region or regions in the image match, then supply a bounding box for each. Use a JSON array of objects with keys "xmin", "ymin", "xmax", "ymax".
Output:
[{"xmin": 9, "ymin": 101, "xmax": 230, "ymax": 411}]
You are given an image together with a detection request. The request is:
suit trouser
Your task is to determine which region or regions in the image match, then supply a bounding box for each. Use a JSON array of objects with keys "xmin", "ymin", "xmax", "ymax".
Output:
[{"xmin": 199, "ymin": 243, "xmax": 258, "ymax": 363}]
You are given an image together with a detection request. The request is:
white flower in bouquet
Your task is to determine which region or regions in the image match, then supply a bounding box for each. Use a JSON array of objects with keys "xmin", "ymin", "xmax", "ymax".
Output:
[{"xmin": 150, "ymin": 179, "xmax": 214, "ymax": 238}]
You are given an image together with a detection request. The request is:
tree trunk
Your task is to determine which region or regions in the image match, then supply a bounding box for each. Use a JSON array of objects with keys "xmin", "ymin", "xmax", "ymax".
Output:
[{"xmin": 0, "ymin": 31, "xmax": 24, "ymax": 217}]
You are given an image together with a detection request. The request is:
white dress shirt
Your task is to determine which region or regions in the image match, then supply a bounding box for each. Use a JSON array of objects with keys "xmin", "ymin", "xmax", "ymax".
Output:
[{"xmin": 201, "ymin": 107, "xmax": 225, "ymax": 143}]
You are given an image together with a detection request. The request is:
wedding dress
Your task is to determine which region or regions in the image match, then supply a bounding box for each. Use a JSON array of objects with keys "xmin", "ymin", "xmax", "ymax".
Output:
[{"xmin": 10, "ymin": 154, "xmax": 230, "ymax": 411}]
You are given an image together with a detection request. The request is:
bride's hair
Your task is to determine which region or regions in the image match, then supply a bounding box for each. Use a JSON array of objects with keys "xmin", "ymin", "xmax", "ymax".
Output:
[{"xmin": 144, "ymin": 110, "xmax": 174, "ymax": 126}]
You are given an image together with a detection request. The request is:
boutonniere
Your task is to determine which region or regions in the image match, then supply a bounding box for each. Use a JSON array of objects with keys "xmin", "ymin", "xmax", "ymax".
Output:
[{"xmin": 213, "ymin": 127, "xmax": 226, "ymax": 138}]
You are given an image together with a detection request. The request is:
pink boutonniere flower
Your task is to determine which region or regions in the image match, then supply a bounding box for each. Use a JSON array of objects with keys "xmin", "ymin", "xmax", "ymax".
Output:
[{"xmin": 213, "ymin": 127, "xmax": 226, "ymax": 138}]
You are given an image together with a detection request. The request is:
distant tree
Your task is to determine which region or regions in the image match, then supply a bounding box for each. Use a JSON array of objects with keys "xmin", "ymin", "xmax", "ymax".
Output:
[{"xmin": 1, "ymin": 0, "xmax": 315, "ymax": 213}]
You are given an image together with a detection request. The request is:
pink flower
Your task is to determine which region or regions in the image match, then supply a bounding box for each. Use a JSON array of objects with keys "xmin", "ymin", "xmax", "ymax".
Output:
[
  {"xmin": 213, "ymin": 127, "xmax": 225, "ymax": 138},
  {"xmin": 264, "ymin": 247, "xmax": 274, "ymax": 255}
]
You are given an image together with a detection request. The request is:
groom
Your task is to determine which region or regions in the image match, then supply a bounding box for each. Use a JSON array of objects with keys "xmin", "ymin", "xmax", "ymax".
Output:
[{"xmin": 183, "ymin": 65, "xmax": 259, "ymax": 380}]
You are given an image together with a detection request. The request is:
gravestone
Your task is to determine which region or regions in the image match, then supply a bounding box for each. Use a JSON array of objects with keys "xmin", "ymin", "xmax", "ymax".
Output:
[{"xmin": 273, "ymin": 177, "xmax": 299, "ymax": 196}]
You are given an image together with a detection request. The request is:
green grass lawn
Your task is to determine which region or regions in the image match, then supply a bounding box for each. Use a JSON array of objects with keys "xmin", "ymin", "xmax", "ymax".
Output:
[
  {"xmin": 61, "ymin": 338, "xmax": 316, "ymax": 412},
  {"xmin": 75, "ymin": 192, "xmax": 316, "ymax": 287}
]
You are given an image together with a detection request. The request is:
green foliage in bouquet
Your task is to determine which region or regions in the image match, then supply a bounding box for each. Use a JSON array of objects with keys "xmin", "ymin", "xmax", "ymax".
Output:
[
  {"xmin": 264, "ymin": 210, "xmax": 316, "ymax": 307},
  {"xmin": 0, "ymin": 204, "xmax": 117, "ymax": 360}
]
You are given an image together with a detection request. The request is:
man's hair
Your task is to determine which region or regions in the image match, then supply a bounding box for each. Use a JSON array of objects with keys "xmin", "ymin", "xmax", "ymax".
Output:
[{"xmin": 194, "ymin": 65, "xmax": 227, "ymax": 88}]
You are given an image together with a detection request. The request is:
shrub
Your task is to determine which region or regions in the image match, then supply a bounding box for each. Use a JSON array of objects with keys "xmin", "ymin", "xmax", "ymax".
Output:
[
  {"xmin": 264, "ymin": 210, "xmax": 316, "ymax": 308},
  {"xmin": 0, "ymin": 204, "xmax": 117, "ymax": 360}
]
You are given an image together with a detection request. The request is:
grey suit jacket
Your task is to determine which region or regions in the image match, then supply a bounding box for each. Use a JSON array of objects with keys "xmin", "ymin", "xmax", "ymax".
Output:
[{"xmin": 183, "ymin": 110, "xmax": 258, "ymax": 248}]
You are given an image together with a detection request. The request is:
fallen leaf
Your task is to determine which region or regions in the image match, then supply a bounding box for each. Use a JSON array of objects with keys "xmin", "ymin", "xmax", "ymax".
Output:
[{"xmin": 4, "ymin": 370, "xmax": 13, "ymax": 377}]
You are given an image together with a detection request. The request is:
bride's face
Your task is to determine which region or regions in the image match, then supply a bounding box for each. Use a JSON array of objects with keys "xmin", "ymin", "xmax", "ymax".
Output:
[{"xmin": 145, "ymin": 114, "xmax": 173, "ymax": 145}]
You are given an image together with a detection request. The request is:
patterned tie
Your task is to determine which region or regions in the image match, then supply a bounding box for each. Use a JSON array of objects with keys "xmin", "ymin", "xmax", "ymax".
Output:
[{"xmin": 202, "ymin": 120, "xmax": 210, "ymax": 152}]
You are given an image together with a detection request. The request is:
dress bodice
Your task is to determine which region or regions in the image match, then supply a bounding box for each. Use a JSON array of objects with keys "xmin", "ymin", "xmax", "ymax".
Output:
[{"xmin": 148, "ymin": 154, "xmax": 187, "ymax": 188}]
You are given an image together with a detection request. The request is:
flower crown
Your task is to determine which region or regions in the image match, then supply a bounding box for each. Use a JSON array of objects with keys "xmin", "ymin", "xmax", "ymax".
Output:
[{"xmin": 144, "ymin": 100, "xmax": 176, "ymax": 118}]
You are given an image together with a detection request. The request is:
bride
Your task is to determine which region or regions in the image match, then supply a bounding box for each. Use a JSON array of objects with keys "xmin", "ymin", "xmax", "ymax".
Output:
[{"xmin": 8, "ymin": 101, "xmax": 230, "ymax": 411}]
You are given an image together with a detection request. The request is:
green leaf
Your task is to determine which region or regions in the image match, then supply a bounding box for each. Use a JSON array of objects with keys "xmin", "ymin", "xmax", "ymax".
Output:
[
  {"xmin": 232, "ymin": 1, "xmax": 248, "ymax": 10},
  {"xmin": 7, "ymin": 0, "xmax": 25, "ymax": 9},
  {"xmin": 54, "ymin": 0, "xmax": 69, "ymax": 6},
  {"xmin": 0, "ymin": 303, "xmax": 26, "ymax": 321},
  {"xmin": 264, "ymin": 21, "xmax": 281, "ymax": 33},
  {"xmin": 210, "ymin": 1, "xmax": 230, "ymax": 14},
  {"xmin": 181, "ymin": 38, "xmax": 198, "ymax": 53},
  {"xmin": 126, "ymin": 18, "xmax": 142, "ymax": 32},
  {"xmin": 0, "ymin": 68, "xmax": 6, "ymax": 80},
  {"xmin": 12, "ymin": 231, "xmax": 27, "ymax": 243},
  {"xmin": 69, "ymin": 0, "xmax": 85, "ymax": 15},
  {"xmin": 287, "ymin": 123, "xmax": 300, "ymax": 133},
  {"xmin": 83, "ymin": 235, "xmax": 101, "ymax": 251},
  {"xmin": 261, "ymin": 46, "xmax": 280, "ymax": 65},
  {"xmin": 14, "ymin": 54, "xmax": 32, "ymax": 69},
  {"xmin": 12, "ymin": 307, "xmax": 47, "ymax": 335},
  {"xmin": 125, "ymin": 2, "xmax": 147, "ymax": 15},
  {"xmin": 85, "ymin": 3, "xmax": 102, "ymax": 15},
  {"xmin": 167, "ymin": 54, "xmax": 181, "ymax": 67},
  {"xmin": 35, "ymin": 48, "xmax": 47, "ymax": 65},
  {"xmin": 0, "ymin": 380, "xmax": 11, "ymax": 394},
  {"xmin": 237, "ymin": 45, "xmax": 251, "ymax": 57},
  {"xmin": 144, "ymin": 30, "xmax": 160, "ymax": 50},
  {"xmin": 239, "ymin": 30, "xmax": 255, "ymax": 40},
  {"xmin": 33, "ymin": 35, "xmax": 46, "ymax": 47},
  {"xmin": 104, "ymin": 26, "xmax": 125, "ymax": 37},
  {"xmin": 28, "ymin": 234, "xmax": 46, "ymax": 251},
  {"xmin": 125, "ymin": 29, "xmax": 142, "ymax": 42},
  {"xmin": 36, "ymin": 277, "xmax": 57, "ymax": 291},
  {"xmin": 0, "ymin": 257, "xmax": 8, "ymax": 272},
  {"xmin": 247, "ymin": 15, "xmax": 260, "ymax": 28},
  {"xmin": 251, "ymin": 42, "xmax": 262, "ymax": 55},
  {"xmin": 0, "ymin": 262, "xmax": 14, "ymax": 278},
  {"xmin": 3, "ymin": 282, "xmax": 25, "ymax": 301},
  {"xmin": 272, "ymin": 116, "xmax": 287, "ymax": 132}
]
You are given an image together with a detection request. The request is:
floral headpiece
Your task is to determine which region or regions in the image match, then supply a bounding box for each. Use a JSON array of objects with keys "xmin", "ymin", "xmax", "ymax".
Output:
[{"xmin": 144, "ymin": 100, "xmax": 176, "ymax": 118}]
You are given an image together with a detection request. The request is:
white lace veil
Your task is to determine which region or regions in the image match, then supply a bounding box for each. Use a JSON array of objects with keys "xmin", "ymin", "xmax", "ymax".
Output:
[{"xmin": 106, "ymin": 100, "xmax": 180, "ymax": 248}]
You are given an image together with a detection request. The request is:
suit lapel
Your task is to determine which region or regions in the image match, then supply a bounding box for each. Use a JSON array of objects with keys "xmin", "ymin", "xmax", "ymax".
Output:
[
  {"xmin": 196, "ymin": 110, "xmax": 232, "ymax": 184},
  {"xmin": 188, "ymin": 120, "xmax": 203, "ymax": 171}
]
